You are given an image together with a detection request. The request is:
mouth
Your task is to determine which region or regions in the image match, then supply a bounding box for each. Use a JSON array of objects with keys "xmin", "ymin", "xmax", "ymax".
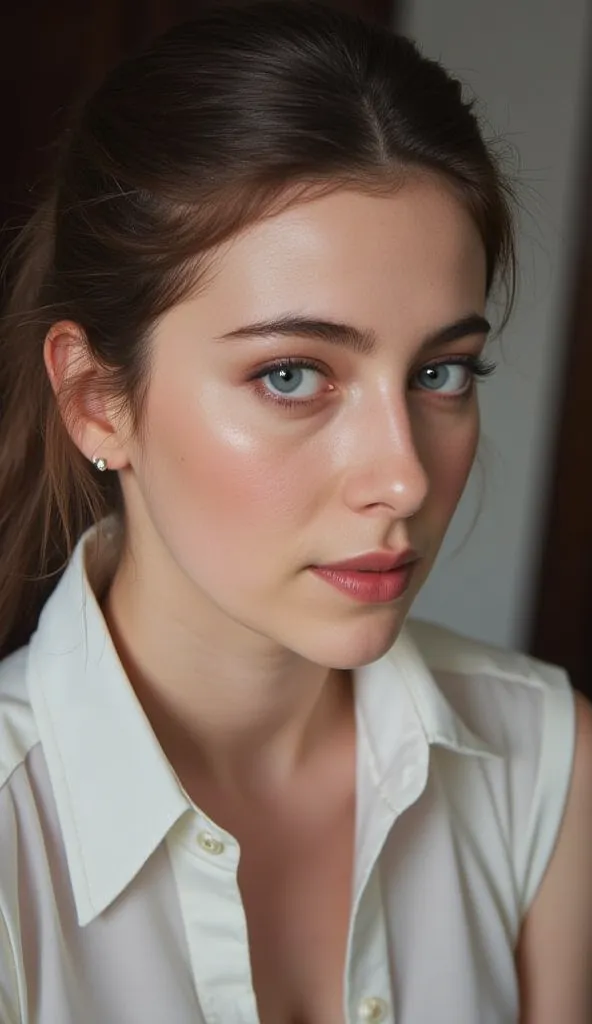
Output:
[
  {"xmin": 309, "ymin": 554, "xmax": 419, "ymax": 605},
  {"xmin": 315, "ymin": 549, "xmax": 418, "ymax": 573}
]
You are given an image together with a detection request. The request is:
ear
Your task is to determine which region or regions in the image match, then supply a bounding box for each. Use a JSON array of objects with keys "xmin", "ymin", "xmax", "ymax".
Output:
[{"xmin": 43, "ymin": 320, "xmax": 131, "ymax": 471}]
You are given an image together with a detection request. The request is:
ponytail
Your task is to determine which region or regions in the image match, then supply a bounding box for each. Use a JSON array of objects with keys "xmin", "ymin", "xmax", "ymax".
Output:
[{"xmin": 0, "ymin": 197, "xmax": 115, "ymax": 658}]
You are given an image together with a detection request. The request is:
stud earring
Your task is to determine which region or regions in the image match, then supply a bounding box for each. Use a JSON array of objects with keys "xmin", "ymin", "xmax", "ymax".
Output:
[{"xmin": 92, "ymin": 456, "xmax": 108, "ymax": 472}]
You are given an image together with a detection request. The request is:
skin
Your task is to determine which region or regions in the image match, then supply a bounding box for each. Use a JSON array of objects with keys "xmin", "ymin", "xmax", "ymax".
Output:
[
  {"xmin": 516, "ymin": 689, "xmax": 592, "ymax": 1023},
  {"xmin": 46, "ymin": 176, "xmax": 592, "ymax": 1019},
  {"xmin": 46, "ymin": 176, "xmax": 489, "ymax": 790}
]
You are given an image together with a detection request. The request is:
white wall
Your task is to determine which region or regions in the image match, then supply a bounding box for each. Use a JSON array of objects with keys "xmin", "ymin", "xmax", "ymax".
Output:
[{"xmin": 403, "ymin": 0, "xmax": 591, "ymax": 650}]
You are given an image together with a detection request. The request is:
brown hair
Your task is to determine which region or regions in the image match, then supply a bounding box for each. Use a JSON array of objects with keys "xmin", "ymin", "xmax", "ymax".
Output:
[{"xmin": 0, "ymin": 0, "xmax": 515, "ymax": 658}]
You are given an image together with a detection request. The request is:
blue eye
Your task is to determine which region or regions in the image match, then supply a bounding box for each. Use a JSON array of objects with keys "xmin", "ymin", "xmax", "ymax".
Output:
[
  {"xmin": 416, "ymin": 363, "xmax": 470, "ymax": 394},
  {"xmin": 263, "ymin": 364, "xmax": 322, "ymax": 399},
  {"xmin": 251, "ymin": 358, "xmax": 328, "ymax": 405},
  {"xmin": 414, "ymin": 356, "xmax": 496, "ymax": 395}
]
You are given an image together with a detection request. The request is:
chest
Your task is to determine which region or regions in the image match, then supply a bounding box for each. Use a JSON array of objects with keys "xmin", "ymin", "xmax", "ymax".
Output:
[
  {"xmin": 235, "ymin": 794, "xmax": 356, "ymax": 1024},
  {"xmin": 23, "ymin": 745, "xmax": 524, "ymax": 1024}
]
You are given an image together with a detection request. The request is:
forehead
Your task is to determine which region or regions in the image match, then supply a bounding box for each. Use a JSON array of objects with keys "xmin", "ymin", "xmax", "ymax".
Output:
[{"xmin": 192, "ymin": 179, "xmax": 487, "ymax": 337}]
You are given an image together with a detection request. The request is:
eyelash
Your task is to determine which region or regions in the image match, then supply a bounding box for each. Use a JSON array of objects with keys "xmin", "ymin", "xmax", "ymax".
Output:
[{"xmin": 249, "ymin": 354, "xmax": 497, "ymax": 409}]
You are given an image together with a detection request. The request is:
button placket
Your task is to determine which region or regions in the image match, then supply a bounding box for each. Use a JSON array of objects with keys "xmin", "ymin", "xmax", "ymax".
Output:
[
  {"xmin": 167, "ymin": 823, "xmax": 258, "ymax": 1024},
  {"xmin": 345, "ymin": 797, "xmax": 395, "ymax": 1024}
]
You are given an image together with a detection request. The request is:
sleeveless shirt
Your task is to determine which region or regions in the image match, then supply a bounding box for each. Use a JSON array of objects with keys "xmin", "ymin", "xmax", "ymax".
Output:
[{"xmin": 0, "ymin": 522, "xmax": 575, "ymax": 1023}]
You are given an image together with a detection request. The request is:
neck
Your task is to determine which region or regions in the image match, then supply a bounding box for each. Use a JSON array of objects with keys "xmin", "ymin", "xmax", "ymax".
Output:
[{"xmin": 101, "ymin": 540, "xmax": 352, "ymax": 798}]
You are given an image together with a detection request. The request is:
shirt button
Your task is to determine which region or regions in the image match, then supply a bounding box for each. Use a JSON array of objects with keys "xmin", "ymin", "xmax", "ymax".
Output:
[
  {"xmin": 196, "ymin": 830, "xmax": 225, "ymax": 855},
  {"xmin": 358, "ymin": 996, "xmax": 388, "ymax": 1022}
]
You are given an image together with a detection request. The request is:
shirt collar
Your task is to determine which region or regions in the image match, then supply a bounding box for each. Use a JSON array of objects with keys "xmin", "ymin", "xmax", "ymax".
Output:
[
  {"xmin": 27, "ymin": 521, "xmax": 498, "ymax": 928},
  {"xmin": 27, "ymin": 521, "xmax": 191, "ymax": 927},
  {"xmin": 353, "ymin": 619, "xmax": 500, "ymax": 808}
]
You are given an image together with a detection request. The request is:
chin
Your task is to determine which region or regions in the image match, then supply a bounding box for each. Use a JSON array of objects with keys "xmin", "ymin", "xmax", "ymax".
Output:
[{"xmin": 291, "ymin": 611, "xmax": 408, "ymax": 671}]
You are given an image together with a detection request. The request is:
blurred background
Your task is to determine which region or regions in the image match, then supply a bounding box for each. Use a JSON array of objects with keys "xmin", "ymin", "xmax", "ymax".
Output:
[{"xmin": 1, "ymin": 0, "xmax": 590, "ymax": 696}]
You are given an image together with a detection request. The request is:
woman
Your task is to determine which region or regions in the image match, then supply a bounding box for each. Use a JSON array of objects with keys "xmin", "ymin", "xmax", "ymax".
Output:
[{"xmin": 0, "ymin": 2, "xmax": 590, "ymax": 1021}]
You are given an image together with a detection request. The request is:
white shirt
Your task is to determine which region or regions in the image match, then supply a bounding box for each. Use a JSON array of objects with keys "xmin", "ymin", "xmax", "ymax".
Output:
[{"xmin": 0, "ymin": 523, "xmax": 575, "ymax": 1024}]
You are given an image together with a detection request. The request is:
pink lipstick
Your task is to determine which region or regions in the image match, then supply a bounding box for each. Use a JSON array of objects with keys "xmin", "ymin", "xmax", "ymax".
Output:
[{"xmin": 310, "ymin": 550, "xmax": 418, "ymax": 604}]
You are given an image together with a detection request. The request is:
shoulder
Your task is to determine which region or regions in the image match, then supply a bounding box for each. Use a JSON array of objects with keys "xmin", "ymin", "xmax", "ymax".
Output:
[
  {"xmin": 407, "ymin": 617, "xmax": 568, "ymax": 691},
  {"xmin": 407, "ymin": 616, "xmax": 571, "ymax": 714},
  {"xmin": 515, "ymin": 690, "xmax": 592, "ymax": 1022},
  {"xmin": 406, "ymin": 617, "xmax": 573, "ymax": 758},
  {"xmin": 406, "ymin": 618, "xmax": 577, "ymax": 914},
  {"xmin": 0, "ymin": 645, "xmax": 39, "ymax": 790},
  {"xmin": 407, "ymin": 613, "xmax": 575, "ymax": 771}
]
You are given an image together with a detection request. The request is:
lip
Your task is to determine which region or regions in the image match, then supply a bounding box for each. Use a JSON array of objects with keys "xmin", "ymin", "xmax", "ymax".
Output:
[
  {"xmin": 316, "ymin": 549, "xmax": 418, "ymax": 572},
  {"xmin": 310, "ymin": 549, "xmax": 419, "ymax": 605}
]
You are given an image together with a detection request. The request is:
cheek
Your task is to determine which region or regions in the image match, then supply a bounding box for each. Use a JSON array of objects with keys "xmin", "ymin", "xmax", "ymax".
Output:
[
  {"xmin": 138, "ymin": 381, "xmax": 314, "ymax": 561},
  {"xmin": 419, "ymin": 406, "xmax": 479, "ymax": 520}
]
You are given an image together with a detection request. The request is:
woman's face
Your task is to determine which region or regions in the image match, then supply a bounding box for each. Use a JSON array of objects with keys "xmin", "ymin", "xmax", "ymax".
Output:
[{"xmin": 118, "ymin": 177, "xmax": 489, "ymax": 668}]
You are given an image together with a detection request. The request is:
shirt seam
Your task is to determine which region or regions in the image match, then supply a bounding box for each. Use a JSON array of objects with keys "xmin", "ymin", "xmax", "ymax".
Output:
[
  {"xmin": 0, "ymin": 739, "xmax": 42, "ymax": 796},
  {"xmin": 421, "ymin": 661, "xmax": 546, "ymax": 689}
]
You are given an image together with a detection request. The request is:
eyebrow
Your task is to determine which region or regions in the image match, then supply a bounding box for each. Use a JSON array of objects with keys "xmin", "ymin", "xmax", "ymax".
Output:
[{"xmin": 215, "ymin": 312, "xmax": 491, "ymax": 355}]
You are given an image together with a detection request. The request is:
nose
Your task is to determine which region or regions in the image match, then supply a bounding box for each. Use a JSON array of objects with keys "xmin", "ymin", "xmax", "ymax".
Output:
[{"xmin": 341, "ymin": 393, "xmax": 429, "ymax": 520}]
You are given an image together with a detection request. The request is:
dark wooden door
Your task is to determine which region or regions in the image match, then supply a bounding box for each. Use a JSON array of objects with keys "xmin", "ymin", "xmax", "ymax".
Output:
[
  {"xmin": 0, "ymin": 1, "xmax": 195, "ymax": 272},
  {"xmin": 0, "ymin": 0, "xmax": 397, "ymax": 270},
  {"xmin": 529, "ymin": 77, "xmax": 592, "ymax": 699}
]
